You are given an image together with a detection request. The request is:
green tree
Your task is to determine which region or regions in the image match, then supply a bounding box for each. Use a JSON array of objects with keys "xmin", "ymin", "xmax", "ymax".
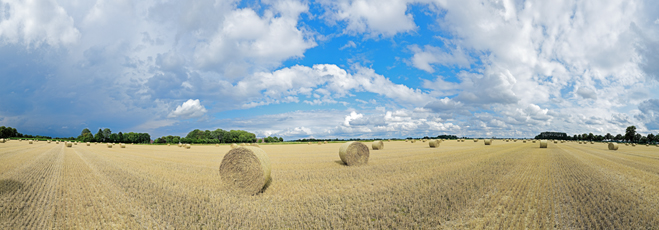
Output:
[
  {"xmin": 614, "ymin": 134, "xmax": 623, "ymax": 141},
  {"xmin": 103, "ymin": 128, "xmax": 112, "ymax": 141},
  {"xmin": 648, "ymin": 133, "xmax": 655, "ymax": 144},
  {"xmin": 605, "ymin": 133, "xmax": 612, "ymax": 141},
  {"xmin": 587, "ymin": 133, "xmax": 594, "ymax": 141},
  {"xmin": 81, "ymin": 128, "xmax": 91, "ymax": 136},
  {"xmin": 625, "ymin": 126, "xmax": 636, "ymax": 143},
  {"xmin": 95, "ymin": 129, "xmax": 104, "ymax": 142},
  {"xmin": 118, "ymin": 132, "xmax": 123, "ymax": 143}
]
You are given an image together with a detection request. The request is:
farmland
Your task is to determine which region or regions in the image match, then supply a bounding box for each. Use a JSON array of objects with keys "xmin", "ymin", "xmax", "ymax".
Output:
[{"xmin": 1, "ymin": 140, "xmax": 658, "ymax": 229}]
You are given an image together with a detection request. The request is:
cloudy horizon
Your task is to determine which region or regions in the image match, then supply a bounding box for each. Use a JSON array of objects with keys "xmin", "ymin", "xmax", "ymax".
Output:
[{"xmin": 1, "ymin": 0, "xmax": 658, "ymax": 140}]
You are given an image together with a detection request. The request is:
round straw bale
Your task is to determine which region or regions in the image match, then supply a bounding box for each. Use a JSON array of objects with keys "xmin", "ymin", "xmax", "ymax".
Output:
[
  {"xmin": 388, "ymin": 139, "xmax": 391, "ymax": 142},
  {"xmin": 56, "ymin": 141, "xmax": 59, "ymax": 144},
  {"xmin": 554, "ymin": 140, "xmax": 558, "ymax": 144},
  {"xmin": 219, "ymin": 146, "xmax": 271, "ymax": 195},
  {"xmin": 73, "ymin": 142, "xmax": 77, "ymax": 145},
  {"xmin": 240, "ymin": 143, "xmax": 246, "ymax": 146},
  {"xmin": 484, "ymin": 139, "xmax": 492, "ymax": 145},
  {"xmin": 308, "ymin": 142, "xmax": 311, "ymax": 145},
  {"xmin": 506, "ymin": 140, "xmax": 509, "ymax": 142},
  {"xmin": 29, "ymin": 140, "xmax": 33, "ymax": 144},
  {"xmin": 86, "ymin": 142, "xmax": 90, "ymax": 146},
  {"xmin": 632, "ymin": 143, "xmax": 636, "ymax": 147},
  {"xmin": 231, "ymin": 144, "xmax": 238, "ymax": 149},
  {"xmin": 372, "ymin": 141, "xmax": 384, "ymax": 150},
  {"xmin": 185, "ymin": 144, "xmax": 191, "ymax": 149},
  {"xmin": 461, "ymin": 139, "xmax": 465, "ymax": 142},
  {"xmin": 0, "ymin": 139, "xmax": 4, "ymax": 143},
  {"xmin": 608, "ymin": 143, "xmax": 618, "ymax": 150},
  {"xmin": 65, "ymin": 142, "xmax": 72, "ymax": 147},
  {"xmin": 532, "ymin": 140, "xmax": 536, "ymax": 143},
  {"xmin": 324, "ymin": 141, "xmax": 328, "ymax": 144},
  {"xmin": 539, "ymin": 140, "xmax": 548, "ymax": 148},
  {"xmin": 120, "ymin": 144, "xmax": 126, "ymax": 148},
  {"xmin": 339, "ymin": 142, "xmax": 369, "ymax": 166},
  {"xmin": 523, "ymin": 140, "xmax": 527, "ymax": 143},
  {"xmin": 318, "ymin": 142, "xmax": 322, "ymax": 145},
  {"xmin": 167, "ymin": 144, "xmax": 170, "ymax": 146},
  {"xmin": 625, "ymin": 143, "xmax": 629, "ymax": 146},
  {"xmin": 405, "ymin": 140, "xmax": 408, "ymax": 142},
  {"xmin": 216, "ymin": 144, "xmax": 219, "ymax": 147},
  {"xmin": 107, "ymin": 143, "xmax": 112, "ymax": 148},
  {"xmin": 429, "ymin": 140, "xmax": 440, "ymax": 148},
  {"xmin": 474, "ymin": 139, "xmax": 478, "ymax": 142},
  {"xmin": 251, "ymin": 143, "xmax": 260, "ymax": 147},
  {"xmin": 411, "ymin": 140, "xmax": 416, "ymax": 143},
  {"xmin": 178, "ymin": 143, "xmax": 182, "ymax": 147}
]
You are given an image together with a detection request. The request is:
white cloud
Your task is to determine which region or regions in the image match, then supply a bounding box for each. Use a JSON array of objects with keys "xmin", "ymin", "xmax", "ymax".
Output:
[
  {"xmin": 409, "ymin": 44, "xmax": 472, "ymax": 73},
  {"xmin": 321, "ymin": 0, "xmax": 418, "ymax": 37},
  {"xmin": 343, "ymin": 111, "xmax": 363, "ymax": 126},
  {"xmin": 340, "ymin": 40, "xmax": 357, "ymax": 50},
  {"xmin": 0, "ymin": 0, "xmax": 80, "ymax": 46},
  {"xmin": 168, "ymin": 99, "xmax": 207, "ymax": 119},
  {"xmin": 194, "ymin": 1, "xmax": 316, "ymax": 77}
]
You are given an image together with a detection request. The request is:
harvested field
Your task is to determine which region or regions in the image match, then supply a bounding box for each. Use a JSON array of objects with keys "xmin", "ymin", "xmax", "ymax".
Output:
[{"xmin": 1, "ymin": 140, "xmax": 658, "ymax": 228}]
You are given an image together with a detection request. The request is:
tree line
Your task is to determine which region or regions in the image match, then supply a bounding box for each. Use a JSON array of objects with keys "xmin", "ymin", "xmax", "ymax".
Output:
[
  {"xmin": 77, "ymin": 128, "xmax": 151, "ymax": 144},
  {"xmin": 535, "ymin": 126, "xmax": 658, "ymax": 144},
  {"xmin": 154, "ymin": 129, "xmax": 281, "ymax": 144}
]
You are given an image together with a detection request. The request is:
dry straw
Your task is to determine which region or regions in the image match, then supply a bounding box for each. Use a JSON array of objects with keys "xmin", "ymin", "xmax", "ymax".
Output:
[
  {"xmin": 167, "ymin": 144, "xmax": 170, "ymax": 146},
  {"xmin": 186, "ymin": 144, "xmax": 191, "ymax": 149},
  {"xmin": 231, "ymin": 144, "xmax": 238, "ymax": 149},
  {"xmin": 388, "ymin": 139, "xmax": 391, "ymax": 142},
  {"xmin": 523, "ymin": 140, "xmax": 527, "ymax": 143},
  {"xmin": 121, "ymin": 144, "xmax": 126, "ymax": 148},
  {"xmin": 339, "ymin": 142, "xmax": 369, "ymax": 166},
  {"xmin": 251, "ymin": 143, "xmax": 260, "ymax": 147},
  {"xmin": 474, "ymin": 139, "xmax": 478, "ymax": 142},
  {"xmin": 308, "ymin": 142, "xmax": 311, "ymax": 145},
  {"xmin": 539, "ymin": 140, "xmax": 548, "ymax": 148},
  {"xmin": 554, "ymin": 140, "xmax": 558, "ymax": 144},
  {"xmin": 219, "ymin": 146, "xmax": 271, "ymax": 195},
  {"xmin": 532, "ymin": 140, "xmax": 536, "ymax": 143},
  {"xmin": 178, "ymin": 143, "xmax": 182, "ymax": 147},
  {"xmin": 66, "ymin": 142, "xmax": 72, "ymax": 148},
  {"xmin": 318, "ymin": 142, "xmax": 322, "ymax": 145},
  {"xmin": 86, "ymin": 142, "xmax": 90, "ymax": 146},
  {"xmin": 372, "ymin": 141, "xmax": 384, "ymax": 150},
  {"xmin": 0, "ymin": 139, "xmax": 4, "ymax": 143},
  {"xmin": 608, "ymin": 143, "xmax": 619, "ymax": 150},
  {"xmin": 29, "ymin": 140, "xmax": 33, "ymax": 144},
  {"xmin": 107, "ymin": 143, "xmax": 112, "ymax": 148},
  {"xmin": 324, "ymin": 141, "xmax": 328, "ymax": 144},
  {"xmin": 240, "ymin": 143, "xmax": 247, "ymax": 146},
  {"xmin": 74, "ymin": 142, "xmax": 77, "ymax": 145},
  {"xmin": 429, "ymin": 140, "xmax": 440, "ymax": 148},
  {"xmin": 632, "ymin": 143, "xmax": 636, "ymax": 147},
  {"xmin": 216, "ymin": 144, "xmax": 219, "ymax": 147},
  {"xmin": 484, "ymin": 139, "xmax": 492, "ymax": 145}
]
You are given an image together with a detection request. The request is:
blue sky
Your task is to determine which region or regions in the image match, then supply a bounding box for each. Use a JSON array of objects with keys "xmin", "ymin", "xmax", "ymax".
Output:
[{"xmin": 1, "ymin": 0, "xmax": 659, "ymax": 140}]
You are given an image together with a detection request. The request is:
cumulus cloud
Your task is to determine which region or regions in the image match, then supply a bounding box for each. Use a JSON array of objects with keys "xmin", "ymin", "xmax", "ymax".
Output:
[
  {"xmin": 409, "ymin": 44, "xmax": 472, "ymax": 73},
  {"xmin": 168, "ymin": 99, "xmax": 207, "ymax": 119},
  {"xmin": 320, "ymin": 0, "xmax": 418, "ymax": 37},
  {"xmin": 0, "ymin": 0, "xmax": 80, "ymax": 47}
]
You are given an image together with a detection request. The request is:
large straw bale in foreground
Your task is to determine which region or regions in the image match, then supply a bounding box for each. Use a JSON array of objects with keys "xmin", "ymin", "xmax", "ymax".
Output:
[
  {"xmin": 339, "ymin": 142, "xmax": 369, "ymax": 166},
  {"xmin": 372, "ymin": 141, "xmax": 384, "ymax": 150},
  {"xmin": 539, "ymin": 140, "xmax": 548, "ymax": 148},
  {"xmin": 185, "ymin": 144, "xmax": 191, "ymax": 149},
  {"xmin": 29, "ymin": 140, "xmax": 33, "ymax": 144},
  {"xmin": 107, "ymin": 143, "xmax": 112, "ymax": 148},
  {"xmin": 429, "ymin": 140, "xmax": 440, "ymax": 148},
  {"xmin": 219, "ymin": 146, "xmax": 271, "ymax": 195},
  {"xmin": 86, "ymin": 142, "xmax": 90, "ymax": 146},
  {"xmin": 484, "ymin": 139, "xmax": 492, "ymax": 145},
  {"xmin": 66, "ymin": 142, "xmax": 72, "ymax": 147},
  {"xmin": 608, "ymin": 143, "xmax": 619, "ymax": 150},
  {"xmin": 120, "ymin": 144, "xmax": 126, "ymax": 148}
]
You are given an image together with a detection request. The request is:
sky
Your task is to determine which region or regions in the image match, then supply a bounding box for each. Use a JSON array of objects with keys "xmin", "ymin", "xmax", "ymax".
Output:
[{"xmin": 1, "ymin": 0, "xmax": 659, "ymax": 140}]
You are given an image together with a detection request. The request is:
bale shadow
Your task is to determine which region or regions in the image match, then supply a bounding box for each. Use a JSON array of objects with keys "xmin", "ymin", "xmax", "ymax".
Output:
[
  {"xmin": 258, "ymin": 178, "xmax": 273, "ymax": 194},
  {"xmin": 0, "ymin": 179, "xmax": 23, "ymax": 195},
  {"xmin": 334, "ymin": 160, "xmax": 347, "ymax": 166}
]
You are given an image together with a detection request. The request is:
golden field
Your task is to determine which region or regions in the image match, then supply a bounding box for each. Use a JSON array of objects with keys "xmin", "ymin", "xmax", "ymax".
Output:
[{"xmin": 1, "ymin": 140, "xmax": 658, "ymax": 229}]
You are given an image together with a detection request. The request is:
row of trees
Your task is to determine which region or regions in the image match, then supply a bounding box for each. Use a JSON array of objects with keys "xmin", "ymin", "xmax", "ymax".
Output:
[
  {"xmin": 535, "ymin": 126, "xmax": 658, "ymax": 144},
  {"xmin": 0, "ymin": 126, "xmax": 20, "ymax": 138},
  {"xmin": 77, "ymin": 128, "xmax": 151, "ymax": 144},
  {"xmin": 154, "ymin": 129, "xmax": 262, "ymax": 144}
]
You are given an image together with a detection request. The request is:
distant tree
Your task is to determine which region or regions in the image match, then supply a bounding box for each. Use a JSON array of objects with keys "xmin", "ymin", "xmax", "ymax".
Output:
[
  {"xmin": 605, "ymin": 133, "xmax": 612, "ymax": 140},
  {"xmin": 625, "ymin": 126, "xmax": 636, "ymax": 143},
  {"xmin": 634, "ymin": 133, "xmax": 642, "ymax": 143},
  {"xmin": 573, "ymin": 134, "xmax": 578, "ymax": 140},
  {"xmin": 95, "ymin": 129, "xmax": 104, "ymax": 142},
  {"xmin": 648, "ymin": 133, "xmax": 655, "ymax": 144},
  {"xmin": 81, "ymin": 128, "xmax": 91, "ymax": 136},
  {"xmin": 614, "ymin": 134, "xmax": 623, "ymax": 141},
  {"xmin": 279, "ymin": 137, "xmax": 283, "ymax": 142},
  {"xmin": 103, "ymin": 128, "xmax": 112, "ymax": 141},
  {"xmin": 117, "ymin": 132, "xmax": 123, "ymax": 143},
  {"xmin": 587, "ymin": 133, "xmax": 594, "ymax": 141},
  {"xmin": 640, "ymin": 136, "xmax": 648, "ymax": 144}
]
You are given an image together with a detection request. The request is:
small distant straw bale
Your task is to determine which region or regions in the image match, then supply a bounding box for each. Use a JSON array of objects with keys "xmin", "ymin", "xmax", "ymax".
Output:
[
  {"xmin": 231, "ymin": 144, "xmax": 238, "ymax": 149},
  {"xmin": 539, "ymin": 140, "xmax": 548, "ymax": 148},
  {"xmin": 484, "ymin": 139, "xmax": 492, "ymax": 145},
  {"xmin": 66, "ymin": 142, "xmax": 72, "ymax": 147},
  {"xmin": 107, "ymin": 144, "xmax": 112, "ymax": 148},
  {"xmin": 429, "ymin": 140, "xmax": 440, "ymax": 148},
  {"xmin": 372, "ymin": 141, "xmax": 384, "ymax": 150},
  {"xmin": 608, "ymin": 143, "xmax": 619, "ymax": 150},
  {"xmin": 121, "ymin": 144, "xmax": 126, "ymax": 148}
]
